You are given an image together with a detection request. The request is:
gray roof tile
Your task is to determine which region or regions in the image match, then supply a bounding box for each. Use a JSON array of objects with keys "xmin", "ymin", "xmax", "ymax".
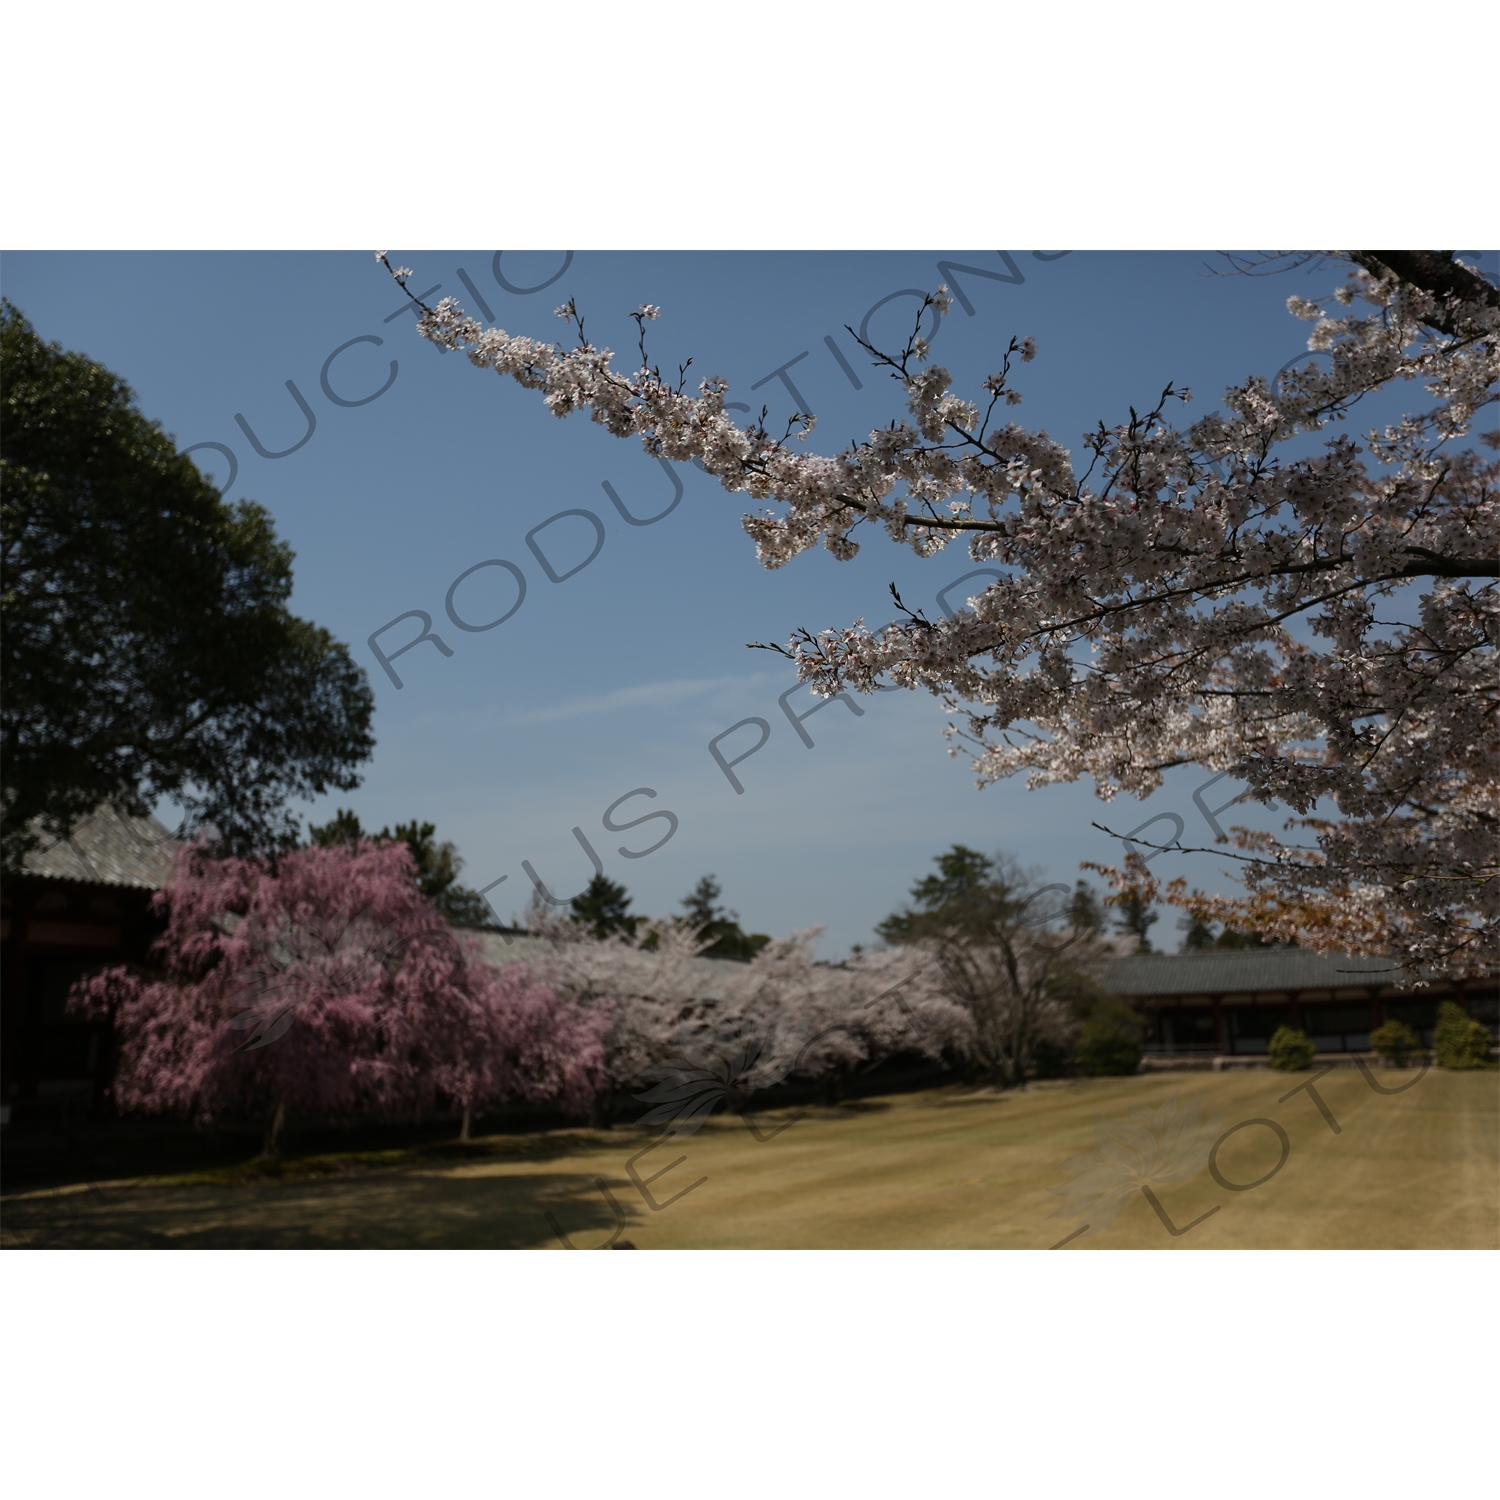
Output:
[
  {"xmin": 1103, "ymin": 949, "xmax": 1411, "ymax": 997},
  {"xmin": 21, "ymin": 805, "xmax": 180, "ymax": 890}
]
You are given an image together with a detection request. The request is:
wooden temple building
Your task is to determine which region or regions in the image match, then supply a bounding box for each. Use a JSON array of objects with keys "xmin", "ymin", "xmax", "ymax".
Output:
[
  {"xmin": 1, "ymin": 808, "xmax": 177, "ymax": 1123},
  {"xmin": 1104, "ymin": 948, "xmax": 1499, "ymax": 1069}
]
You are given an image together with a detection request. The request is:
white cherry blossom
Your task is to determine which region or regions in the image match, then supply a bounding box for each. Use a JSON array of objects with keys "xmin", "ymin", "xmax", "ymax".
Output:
[{"xmin": 391, "ymin": 254, "xmax": 1498, "ymax": 976}]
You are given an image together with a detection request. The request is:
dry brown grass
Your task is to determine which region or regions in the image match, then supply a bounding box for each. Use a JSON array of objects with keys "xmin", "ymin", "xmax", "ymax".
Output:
[{"xmin": 4, "ymin": 1066, "xmax": 1495, "ymax": 1249}]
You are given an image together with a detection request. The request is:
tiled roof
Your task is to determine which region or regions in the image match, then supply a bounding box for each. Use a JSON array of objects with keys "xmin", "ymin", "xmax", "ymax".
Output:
[
  {"xmin": 471, "ymin": 933, "xmax": 1445, "ymax": 1002},
  {"xmin": 20, "ymin": 805, "xmax": 180, "ymax": 891},
  {"xmin": 1103, "ymin": 949, "xmax": 1410, "ymax": 998}
]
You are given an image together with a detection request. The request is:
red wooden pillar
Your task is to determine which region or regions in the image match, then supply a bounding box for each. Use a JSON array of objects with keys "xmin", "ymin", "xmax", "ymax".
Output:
[{"xmin": 1212, "ymin": 997, "xmax": 1225, "ymax": 1054}]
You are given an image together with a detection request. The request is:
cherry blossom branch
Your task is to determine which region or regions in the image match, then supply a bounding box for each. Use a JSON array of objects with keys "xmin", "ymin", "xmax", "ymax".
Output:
[{"xmin": 382, "ymin": 250, "xmax": 1498, "ymax": 975}]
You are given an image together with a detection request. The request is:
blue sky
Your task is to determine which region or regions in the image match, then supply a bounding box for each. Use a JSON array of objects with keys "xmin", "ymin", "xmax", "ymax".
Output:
[{"xmin": 6, "ymin": 249, "xmax": 1491, "ymax": 954}]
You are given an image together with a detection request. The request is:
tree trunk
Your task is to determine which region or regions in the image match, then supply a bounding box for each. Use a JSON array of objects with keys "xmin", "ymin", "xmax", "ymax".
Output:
[
  {"xmin": 1005, "ymin": 1026, "xmax": 1032, "ymax": 1090},
  {"xmin": 459, "ymin": 1106, "xmax": 472, "ymax": 1142},
  {"xmin": 263, "ymin": 1100, "xmax": 287, "ymax": 1158}
]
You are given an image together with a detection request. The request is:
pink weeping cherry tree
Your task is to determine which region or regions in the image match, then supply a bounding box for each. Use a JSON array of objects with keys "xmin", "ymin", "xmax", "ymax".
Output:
[{"xmin": 69, "ymin": 838, "xmax": 608, "ymax": 1155}]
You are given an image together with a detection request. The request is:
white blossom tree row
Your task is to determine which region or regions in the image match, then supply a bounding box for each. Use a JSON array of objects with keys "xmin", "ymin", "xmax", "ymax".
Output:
[{"xmin": 519, "ymin": 912, "xmax": 970, "ymax": 1111}]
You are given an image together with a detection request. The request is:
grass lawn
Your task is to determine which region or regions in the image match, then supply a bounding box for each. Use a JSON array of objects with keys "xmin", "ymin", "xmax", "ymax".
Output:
[{"xmin": 4, "ymin": 1067, "xmax": 1496, "ymax": 1249}]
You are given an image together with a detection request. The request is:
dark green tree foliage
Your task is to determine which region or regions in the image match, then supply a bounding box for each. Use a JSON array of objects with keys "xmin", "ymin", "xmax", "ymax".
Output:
[
  {"xmin": 679, "ymin": 875, "xmax": 769, "ymax": 961},
  {"xmin": 307, "ymin": 808, "xmax": 366, "ymax": 847},
  {"xmin": 1268, "ymin": 1026, "xmax": 1317, "ymax": 1071},
  {"xmin": 571, "ymin": 873, "xmax": 639, "ymax": 940},
  {"xmin": 1111, "ymin": 891, "xmax": 1158, "ymax": 953},
  {"xmin": 876, "ymin": 844, "xmax": 995, "ymax": 945},
  {"xmin": 1178, "ymin": 914, "xmax": 1293, "ymax": 952},
  {"xmin": 1068, "ymin": 882, "xmax": 1105, "ymax": 937},
  {"xmin": 1, "ymin": 303, "xmax": 374, "ymax": 867},
  {"xmin": 1178, "ymin": 915, "xmax": 1216, "ymax": 950},
  {"xmin": 1030, "ymin": 1038, "xmax": 1073, "ymax": 1079},
  {"xmin": 1433, "ymin": 1001, "xmax": 1496, "ymax": 1069},
  {"xmin": 307, "ymin": 810, "xmax": 491, "ymax": 926},
  {"xmin": 1075, "ymin": 998, "xmax": 1143, "ymax": 1076},
  {"xmin": 1212, "ymin": 927, "xmax": 1280, "ymax": 950}
]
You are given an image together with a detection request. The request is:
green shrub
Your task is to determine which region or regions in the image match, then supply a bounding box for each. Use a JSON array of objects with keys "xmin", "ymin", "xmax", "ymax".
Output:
[
  {"xmin": 1370, "ymin": 1019, "xmax": 1419, "ymax": 1068},
  {"xmin": 1268, "ymin": 1026, "xmax": 1316, "ymax": 1071},
  {"xmin": 1076, "ymin": 999, "xmax": 1143, "ymax": 1077},
  {"xmin": 1433, "ymin": 1001, "xmax": 1496, "ymax": 1069}
]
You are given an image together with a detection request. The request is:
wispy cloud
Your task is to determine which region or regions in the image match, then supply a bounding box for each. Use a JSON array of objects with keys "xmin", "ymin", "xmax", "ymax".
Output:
[{"xmin": 506, "ymin": 675, "xmax": 769, "ymax": 726}]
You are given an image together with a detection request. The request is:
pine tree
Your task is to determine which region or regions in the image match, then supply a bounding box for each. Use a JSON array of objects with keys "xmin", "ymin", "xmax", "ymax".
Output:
[
  {"xmin": 679, "ymin": 875, "xmax": 769, "ymax": 961},
  {"xmin": 1113, "ymin": 892, "xmax": 1158, "ymax": 953},
  {"xmin": 570, "ymin": 874, "xmax": 639, "ymax": 940},
  {"xmin": 307, "ymin": 811, "xmax": 491, "ymax": 926},
  {"xmin": 1179, "ymin": 914, "xmax": 1216, "ymax": 951}
]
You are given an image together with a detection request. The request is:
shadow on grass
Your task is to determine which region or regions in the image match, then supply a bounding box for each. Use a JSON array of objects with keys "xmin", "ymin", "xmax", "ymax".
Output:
[{"xmin": 2, "ymin": 1159, "xmax": 644, "ymax": 1250}]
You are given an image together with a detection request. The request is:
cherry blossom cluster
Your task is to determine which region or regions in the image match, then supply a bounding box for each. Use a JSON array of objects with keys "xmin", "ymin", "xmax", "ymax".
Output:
[
  {"xmin": 519, "ymin": 912, "xmax": 968, "ymax": 1099},
  {"xmin": 388, "ymin": 253, "xmax": 1498, "ymax": 976},
  {"xmin": 68, "ymin": 839, "xmax": 609, "ymax": 1136}
]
